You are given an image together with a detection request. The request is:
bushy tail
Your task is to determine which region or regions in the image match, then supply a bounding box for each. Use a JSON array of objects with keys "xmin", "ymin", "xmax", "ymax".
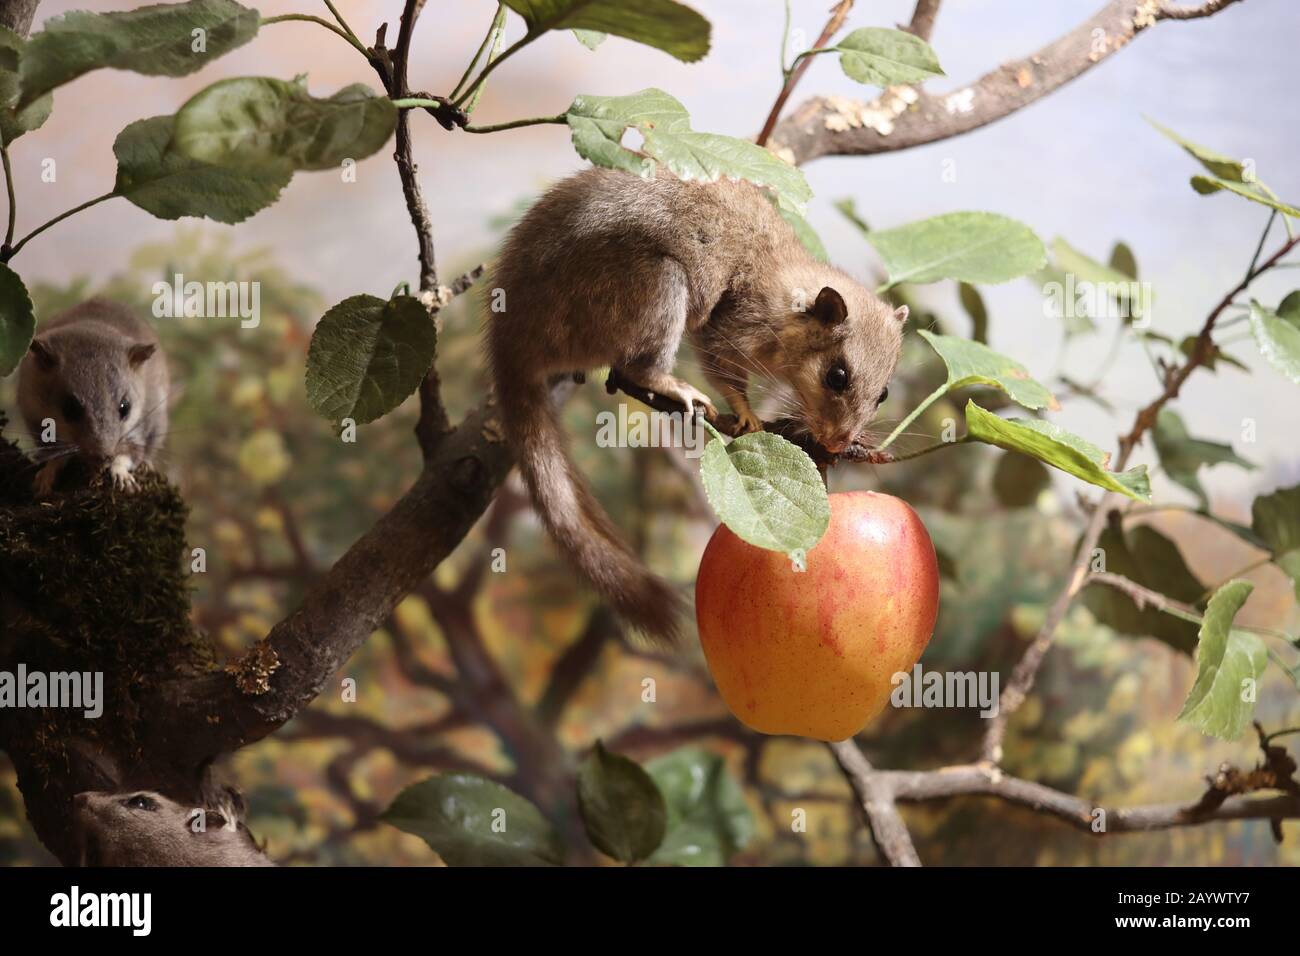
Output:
[{"xmin": 495, "ymin": 373, "xmax": 684, "ymax": 645}]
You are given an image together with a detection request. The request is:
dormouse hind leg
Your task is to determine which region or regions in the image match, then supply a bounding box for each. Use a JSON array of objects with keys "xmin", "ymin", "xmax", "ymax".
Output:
[
  {"xmin": 621, "ymin": 365, "xmax": 718, "ymax": 420},
  {"xmin": 613, "ymin": 257, "xmax": 717, "ymax": 419},
  {"xmin": 32, "ymin": 457, "xmax": 66, "ymax": 497}
]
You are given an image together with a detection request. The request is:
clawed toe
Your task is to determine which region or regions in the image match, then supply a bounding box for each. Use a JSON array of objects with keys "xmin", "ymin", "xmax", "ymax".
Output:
[{"xmin": 109, "ymin": 458, "xmax": 138, "ymax": 492}]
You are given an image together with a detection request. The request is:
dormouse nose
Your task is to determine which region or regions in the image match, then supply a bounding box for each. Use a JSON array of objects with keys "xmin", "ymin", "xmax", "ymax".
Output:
[{"xmin": 822, "ymin": 435, "xmax": 852, "ymax": 454}]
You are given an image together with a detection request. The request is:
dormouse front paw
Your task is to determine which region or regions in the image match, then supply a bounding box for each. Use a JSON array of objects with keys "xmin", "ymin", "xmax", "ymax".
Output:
[
  {"xmin": 108, "ymin": 455, "xmax": 139, "ymax": 492},
  {"xmin": 736, "ymin": 409, "xmax": 764, "ymax": 434}
]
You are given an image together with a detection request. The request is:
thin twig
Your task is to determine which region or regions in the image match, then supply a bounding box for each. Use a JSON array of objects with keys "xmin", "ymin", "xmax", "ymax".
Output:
[
  {"xmin": 3, "ymin": 191, "xmax": 116, "ymax": 262},
  {"xmin": 756, "ymin": 0, "xmax": 854, "ymax": 147},
  {"xmin": 1, "ymin": 146, "xmax": 15, "ymax": 250},
  {"xmin": 262, "ymin": 13, "xmax": 371, "ymax": 58}
]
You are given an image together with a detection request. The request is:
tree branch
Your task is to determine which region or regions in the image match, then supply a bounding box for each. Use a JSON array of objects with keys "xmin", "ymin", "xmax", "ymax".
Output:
[
  {"xmin": 1116, "ymin": 232, "xmax": 1300, "ymax": 467},
  {"xmin": 0, "ymin": 0, "xmax": 41, "ymax": 36},
  {"xmin": 768, "ymin": 0, "xmax": 1248, "ymax": 165},
  {"xmin": 154, "ymin": 395, "xmax": 522, "ymax": 757},
  {"xmin": 884, "ymin": 762, "xmax": 1300, "ymax": 834},
  {"xmin": 979, "ymin": 499, "xmax": 1109, "ymax": 763},
  {"xmin": 1087, "ymin": 570, "xmax": 1201, "ymax": 620},
  {"xmin": 829, "ymin": 740, "xmax": 921, "ymax": 866},
  {"xmin": 536, "ymin": 605, "xmax": 619, "ymax": 729},
  {"xmin": 902, "ymin": 0, "xmax": 942, "ymax": 40}
]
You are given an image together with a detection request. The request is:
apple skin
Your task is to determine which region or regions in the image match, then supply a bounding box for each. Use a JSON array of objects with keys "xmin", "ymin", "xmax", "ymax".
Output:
[{"xmin": 695, "ymin": 491, "xmax": 939, "ymax": 742}]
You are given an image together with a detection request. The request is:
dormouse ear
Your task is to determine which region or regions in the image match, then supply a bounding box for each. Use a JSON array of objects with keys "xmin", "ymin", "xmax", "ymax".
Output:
[
  {"xmin": 29, "ymin": 337, "xmax": 57, "ymax": 370},
  {"xmin": 128, "ymin": 342, "xmax": 156, "ymax": 367},
  {"xmin": 809, "ymin": 287, "xmax": 848, "ymax": 324},
  {"xmin": 893, "ymin": 304, "xmax": 909, "ymax": 324}
]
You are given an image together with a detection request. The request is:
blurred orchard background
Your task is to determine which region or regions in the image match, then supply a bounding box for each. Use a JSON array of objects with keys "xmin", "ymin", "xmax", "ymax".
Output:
[{"xmin": 2, "ymin": 0, "xmax": 1299, "ymax": 865}]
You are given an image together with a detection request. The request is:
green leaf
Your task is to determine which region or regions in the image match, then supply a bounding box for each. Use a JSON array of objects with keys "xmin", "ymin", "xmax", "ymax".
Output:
[
  {"xmin": 0, "ymin": 263, "xmax": 35, "ymax": 377},
  {"xmin": 114, "ymin": 115, "xmax": 290, "ymax": 223},
  {"xmin": 699, "ymin": 428, "xmax": 830, "ymax": 554},
  {"xmin": 0, "ymin": 27, "xmax": 50, "ymax": 145},
  {"xmin": 1278, "ymin": 290, "xmax": 1300, "ymax": 327},
  {"xmin": 573, "ymin": 29, "xmax": 606, "ymax": 49},
  {"xmin": 834, "ymin": 196, "xmax": 869, "ymax": 235},
  {"xmin": 1146, "ymin": 118, "xmax": 1246, "ymax": 181},
  {"xmin": 964, "ymin": 401, "xmax": 1150, "ymax": 501},
  {"xmin": 958, "ymin": 282, "xmax": 987, "ymax": 342},
  {"xmin": 1109, "ymin": 241, "xmax": 1138, "ymax": 279},
  {"xmin": 576, "ymin": 742, "xmax": 667, "ymax": 863},
  {"xmin": 1249, "ymin": 300, "xmax": 1300, "ymax": 383},
  {"xmin": 1251, "ymin": 484, "xmax": 1300, "ymax": 600},
  {"xmin": 992, "ymin": 450, "xmax": 1049, "ymax": 508},
  {"xmin": 1083, "ymin": 524, "xmax": 1206, "ymax": 654},
  {"xmin": 1152, "ymin": 408, "xmax": 1253, "ymax": 508},
  {"xmin": 1177, "ymin": 335, "xmax": 1247, "ymax": 373},
  {"xmin": 1048, "ymin": 237, "xmax": 1151, "ymax": 323},
  {"xmin": 773, "ymin": 200, "xmax": 827, "ymax": 262},
  {"xmin": 172, "ymin": 77, "xmax": 397, "ymax": 173},
  {"xmin": 1035, "ymin": 263, "xmax": 1095, "ymax": 336},
  {"xmin": 917, "ymin": 329, "xmax": 1057, "ymax": 411},
  {"xmin": 833, "ymin": 27, "xmax": 943, "ymax": 87},
  {"xmin": 1145, "ymin": 120, "xmax": 1298, "ymax": 217},
  {"xmin": 1191, "ymin": 175, "xmax": 1300, "ymax": 218},
  {"xmin": 305, "ymin": 294, "xmax": 435, "ymax": 424},
  {"xmin": 1178, "ymin": 581, "xmax": 1268, "ymax": 741},
  {"xmin": 18, "ymin": 0, "xmax": 259, "ymax": 108},
  {"xmin": 867, "ymin": 212, "xmax": 1046, "ymax": 289},
  {"xmin": 645, "ymin": 748, "xmax": 753, "ymax": 866},
  {"xmin": 565, "ymin": 89, "xmax": 810, "ymax": 212},
  {"xmin": 503, "ymin": 0, "xmax": 710, "ymax": 63},
  {"xmin": 381, "ymin": 774, "xmax": 563, "ymax": 866}
]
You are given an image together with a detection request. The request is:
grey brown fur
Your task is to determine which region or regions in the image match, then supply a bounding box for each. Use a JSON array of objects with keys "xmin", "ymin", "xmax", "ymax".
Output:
[
  {"xmin": 73, "ymin": 790, "xmax": 275, "ymax": 867},
  {"xmin": 487, "ymin": 167, "xmax": 906, "ymax": 643},
  {"xmin": 16, "ymin": 298, "xmax": 169, "ymax": 495}
]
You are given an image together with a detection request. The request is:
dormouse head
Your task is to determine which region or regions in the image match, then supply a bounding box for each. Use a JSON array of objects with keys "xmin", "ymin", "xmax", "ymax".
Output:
[
  {"xmin": 73, "ymin": 790, "xmax": 252, "ymax": 867},
  {"xmin": 782, "ymin": 281, "xmax": 907, "ymax": 453},
  {"xmin": 25, "ymin": 334, "xmax": 156, "ymax": 462}
]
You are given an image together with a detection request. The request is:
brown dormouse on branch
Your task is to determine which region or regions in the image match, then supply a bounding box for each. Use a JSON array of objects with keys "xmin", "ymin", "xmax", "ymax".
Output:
[
  {"xmin": 486, "ymin": 166, "xmax": 906, "ymax": 644},
  {"xmin": 17, "ymin": 299, "xmax": 170, "ymax": 496}
]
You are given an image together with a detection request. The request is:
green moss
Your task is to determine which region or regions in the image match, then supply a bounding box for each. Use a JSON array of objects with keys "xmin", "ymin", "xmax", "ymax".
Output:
[{"xmin": 0, "ymin": 414, "xmax": 216, "ymax": 734}]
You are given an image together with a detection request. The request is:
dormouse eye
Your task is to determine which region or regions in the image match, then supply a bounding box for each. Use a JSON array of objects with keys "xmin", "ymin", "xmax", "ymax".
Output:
[
  {"xmin": 118, "ymin": 398, "xmax": 132, "ymax": 419},
  {"xmin": 61, "ymin": 396, "xmax": 85, "ymax": 423},
  {"xmin": 123, "ymin": 794, "xmax": 159, "ymax": 812},
  {"xmin": 878, "ymin": 386, "xmax": 889, "ymax": 405},
  {"xmin": 824, "ymin": 363, "xmax": 849, "ymax": 393}
]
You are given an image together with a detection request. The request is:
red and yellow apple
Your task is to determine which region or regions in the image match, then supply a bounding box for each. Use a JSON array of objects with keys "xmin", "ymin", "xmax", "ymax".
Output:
[{"xmin": 695, "ymin": 491, "xmax": 939, "ymax": 742}]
